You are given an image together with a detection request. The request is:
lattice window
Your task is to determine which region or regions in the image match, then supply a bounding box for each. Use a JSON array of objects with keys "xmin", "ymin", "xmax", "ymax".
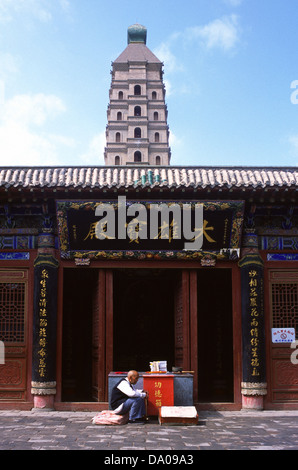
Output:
[
  {"xmin": 271, "ymin": 283, "xmax": 298, "ymax": 338},
  {"xmin": 0, "ymin": 283, "xmax": 25, "ymax": 343}
]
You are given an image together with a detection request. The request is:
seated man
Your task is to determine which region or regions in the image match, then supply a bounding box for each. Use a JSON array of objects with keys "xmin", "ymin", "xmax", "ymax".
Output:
[{"xmin": 110, "ymin": 370, "xmax": 148, "ymax": 423}]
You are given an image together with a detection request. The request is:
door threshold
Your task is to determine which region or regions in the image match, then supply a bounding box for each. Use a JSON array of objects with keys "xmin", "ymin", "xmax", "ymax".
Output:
[
  {"xmin": 54, "ymin": 402, "xmax": 109, "ymax": 412},
  {"xmin": 196, "ymin": 402, "xmax": 241, "ymax": 411}
]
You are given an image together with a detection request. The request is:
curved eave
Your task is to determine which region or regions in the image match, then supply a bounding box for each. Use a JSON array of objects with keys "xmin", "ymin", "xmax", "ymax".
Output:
[{"xmin": 0, "ymin": 166, "xmax": 297, "ymax": 196}]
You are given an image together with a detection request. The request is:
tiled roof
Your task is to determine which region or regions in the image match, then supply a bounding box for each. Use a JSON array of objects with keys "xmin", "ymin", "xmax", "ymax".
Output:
[
  {"xmin": 0, "ymin": 166, "xmax": 297, "ymax": 191},
  {"xmin": 113, "ymin": 43, "xmax": 161, "ymax": 64}
]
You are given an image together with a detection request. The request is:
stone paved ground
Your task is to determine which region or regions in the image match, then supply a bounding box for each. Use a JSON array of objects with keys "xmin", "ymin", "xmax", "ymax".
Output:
[{"xmin": 0, "ymin": 410, "xmax": 297, "ymax": 451}]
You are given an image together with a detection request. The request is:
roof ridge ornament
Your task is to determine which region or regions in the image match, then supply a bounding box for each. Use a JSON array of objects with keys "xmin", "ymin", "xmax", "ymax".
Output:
[{"xmin": 127, "ymin": 23, "xmax": 147, "ymax": 44}]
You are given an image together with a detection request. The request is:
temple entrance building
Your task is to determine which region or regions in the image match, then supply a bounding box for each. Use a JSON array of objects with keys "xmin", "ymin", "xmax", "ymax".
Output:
[{"xmin": 0, "ymin": 25, "xmax": 297, "ymax": 412}]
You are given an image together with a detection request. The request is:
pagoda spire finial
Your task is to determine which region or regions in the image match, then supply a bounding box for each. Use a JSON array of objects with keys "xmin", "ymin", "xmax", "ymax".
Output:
[{"xmin": 127, "ymin": 23, "xmax": 147, "ymax": 44}]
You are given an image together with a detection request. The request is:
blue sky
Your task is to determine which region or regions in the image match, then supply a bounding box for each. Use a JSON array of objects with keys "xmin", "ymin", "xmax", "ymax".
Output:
[{"xmin": 0, "ymin": 0, "xmax": 298, "ymax": 168}]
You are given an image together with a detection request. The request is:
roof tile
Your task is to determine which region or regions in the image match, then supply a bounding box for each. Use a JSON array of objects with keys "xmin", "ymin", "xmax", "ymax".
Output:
[{"xmin": 0, "ymin": 166, "xmax": 297, "ymax": 191}]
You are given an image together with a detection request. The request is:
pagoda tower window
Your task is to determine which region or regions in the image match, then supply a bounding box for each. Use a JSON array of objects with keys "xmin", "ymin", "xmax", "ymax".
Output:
[
  {"xmin": 134, "ymin": 151, "xmax": 141, "ymax": 162},
  {"xmin": 134, "ymin": 127, "xmax": 141, "ymax": 138},
  {"xmin": 134, "ymin": 106, "xmax": 141, "ymax": 116},
  {"xmin": 134, "ymin": 85, "xmax": 141, "ymax": 95}
]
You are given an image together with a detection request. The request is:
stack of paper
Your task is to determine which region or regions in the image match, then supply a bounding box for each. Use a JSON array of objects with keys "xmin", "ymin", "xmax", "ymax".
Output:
[{"xmin": 150, "ymin": 361, "xmax": 167, "ymax": 372}]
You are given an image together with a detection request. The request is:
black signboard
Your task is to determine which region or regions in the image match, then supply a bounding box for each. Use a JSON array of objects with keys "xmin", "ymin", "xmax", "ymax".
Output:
[
  {"xmin": 56, "ymin": 200, "xmax": 244, "ymax": 261},
  {"xmin": 239, "ymin": 255, "xmax": 266, "ymax": 384}
]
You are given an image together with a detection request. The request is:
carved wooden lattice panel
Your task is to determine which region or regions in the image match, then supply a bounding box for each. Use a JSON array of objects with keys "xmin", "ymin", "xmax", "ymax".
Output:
[
  {"xmin": 0, "ymin": 270, "xmax": 28, "ymax": 401},
  {"xmin": 271, "ymin": 274, "xmax": 298, "ymax": 339},
  {"xmin": 269, "ymin": 270, "xmax": 298, "ymax": 403},
  {"xmin": 0, "ymin": 283, "xmax": 25, "ymax": 343}
]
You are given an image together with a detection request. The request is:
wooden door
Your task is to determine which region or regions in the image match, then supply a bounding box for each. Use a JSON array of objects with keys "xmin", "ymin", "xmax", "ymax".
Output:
[
  {"xmin": 92, "ymin": 269, "xmax": 106, "ymax": 402},
  {"xmin": 105, "ymin": 269, "xmax": 113, "ymax": 399},
  {"xmin": 0, "ymin": 270, "xmax": 28, "ymax": 402},
  {"xmin": 268, "ymin": 270, "xmax": 298, "ymax": 404},
  {"xmin": 174, "ymin": 270, "xmax": 190, "ymax": 370},
  {"xmin": 92, "ymin": 269, "xmax": 113, "ymax": 403}
]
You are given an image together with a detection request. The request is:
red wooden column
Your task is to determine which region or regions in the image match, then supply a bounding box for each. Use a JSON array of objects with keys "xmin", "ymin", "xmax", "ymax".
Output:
[
  {"xmin": 189, "ymin": 270, "xmax": 198, "ymax": 402},
  {"xmin": 105, "ymin": 269, "xmax": 113, "ymax": 402},
  {"xmin": 31, "ymin": 230, "xmax": 59, "ymax": 410},
  {"xmin": 91, "ymin": 269, "xmax": 106, "ymax": 402},
  {"xmin": 239, "ymin": 231, "xmax": 267, "ymax": 409},
  {"xmin": 92, "ymin": 268, "xmax": 113, "ymax": 403},
  {"xmin": 231, "ymin": 263, "xmax": 243, "ymax": 406},
  {"xmin": 174, "ymin": 270, "xmax": 190, "ymax": 370}
]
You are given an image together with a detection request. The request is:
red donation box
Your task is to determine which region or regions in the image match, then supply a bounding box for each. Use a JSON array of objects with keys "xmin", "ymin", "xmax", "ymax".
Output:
[{"xmin": 143, "ymin": 374, "xmax": 174, "ymax": 416}]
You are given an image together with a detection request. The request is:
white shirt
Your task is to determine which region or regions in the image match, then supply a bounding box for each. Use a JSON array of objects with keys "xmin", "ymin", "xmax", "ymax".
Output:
[{"xmin": 114, "ymin": 378, "xmax": 146, "ymax": 413}]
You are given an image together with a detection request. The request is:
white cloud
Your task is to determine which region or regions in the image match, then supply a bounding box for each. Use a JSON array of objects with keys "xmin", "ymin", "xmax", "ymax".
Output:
[
  {"xmin": 0, "ymin": 122, "xmax": 58, "ymax": 165},
  {"xmin": 0, "ymin": 92, "xmax": 105, "ymax": 166},
  {"xmin": 80, "ymin": 131, "xmax": 106, "ymax": 165},
  {"xmin": 0, "ymin": 53, "xmax": 19, "ymax": 80},
  {"xmin": 169, "ymin": 130, "xmax": 183, "ymax": 150},
  {"xmin": 154, "ymin": 39, "xmax": 187, "ymax": 97},
  {"xmin": 288, "ymin": 134, "xmax": 298, "ymax": 157},
  {"xmin": 0, "ymin": 0, "xmax": 74, "ymax": 165},
  {"xmin": 169, "ymin": 131, "xmax": 184, "ymax": 165},
  {"xmin": 154, "ymin": 41, "xmax": 183, "ymax": 75},
  {"xmin": 59, "ymin": 0, "xmax": 70, "ymax": 12},
  {"xmin": 0, "ymin": 0, "xmax": 70, "ymax": 23},
  {"xmin": 153, "ymin": 15, "xmax": 241, "ymax": 99},
  {"xmin": 0, "ymin": 0, "xmax": 48, "ymax": 22},
  {"xmin": 223, "ymin": 0, "xmax": 243, "ymax": 6},
  {"xmin": 186, "ymin": 15, "xmax": 240, "ymax": 52},
  {"xmin": 0, "ymin": 92, "xmax": 71, "ymax": 165},
  {"xmin": 4, "ymin": 93, "xmax": 66, "ymax": 126},
  {"xmin": 163, "ymin": 79, "xmax": 172, "ymax": 97}
]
